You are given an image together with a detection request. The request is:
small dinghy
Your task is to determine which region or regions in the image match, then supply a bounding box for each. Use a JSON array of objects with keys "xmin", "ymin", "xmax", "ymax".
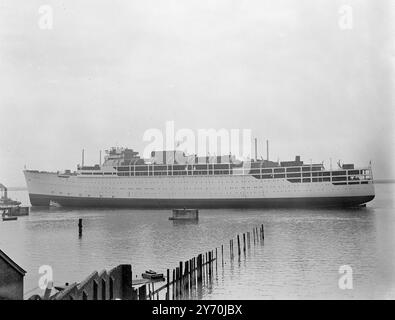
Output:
[
  {"xmin": 2, "ymin": 215, "xmax": 17, "ymax": 221},
  {"xmin": 142, "ymin": 270, "xmax": 164, "ymax": 280}
]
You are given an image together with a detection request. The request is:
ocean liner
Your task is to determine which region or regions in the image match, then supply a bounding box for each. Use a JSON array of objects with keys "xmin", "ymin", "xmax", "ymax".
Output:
[{"xmin": 24, "ymin": 147, "xmax": 375, "ymax": 208}]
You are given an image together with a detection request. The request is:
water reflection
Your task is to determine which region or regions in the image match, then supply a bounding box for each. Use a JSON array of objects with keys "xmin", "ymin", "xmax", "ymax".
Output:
[{"xmin": 1, "ymin": 185, "xmax": 394, "ymax": 299}]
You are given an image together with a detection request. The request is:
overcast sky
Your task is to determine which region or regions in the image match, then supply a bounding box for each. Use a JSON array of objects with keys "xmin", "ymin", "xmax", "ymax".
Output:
[{"xmin": 0, "ymin": 0, "xmax": 393, "ymax": 186}]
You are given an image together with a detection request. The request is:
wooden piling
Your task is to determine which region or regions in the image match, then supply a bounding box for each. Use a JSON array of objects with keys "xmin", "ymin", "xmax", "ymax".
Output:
[
  {"xmin": 237, "ymin": 235, "xmax": 241, "ymax": 257},
  {"xmin": 229, "ymin": 239, "xmax": 232, "ymax": 259},
  {"xmin": 166, "ymin": 269, "xmax": 170, "ymax": 300},
  {"xmin": 243, "ymin": 233, "xmax": 246, "ymax": 253},
  {"xmin": 172, "ymin": 269, "xmax": 175, "ymax": 299},
  {"xmin": 197, "ymin": 254, "xmax": 202, "ymax": 283},
  {"xmin": 186, "ymin": 260, "xmax": 189, "ymax": 292},
  {"xmin": 179, "ymin": 261, "xmax": 183, "ymax": 296},
  {"xmin": 215, "ymin": 248, "xmax": 217, "ymax": 270},
  {"xmin": 221, "ymin": 244, "xmax": 224, "ymax": 266},
  {"xmin": 78, "ymin": 218, "xmax": 82, "ymax": 235},
  {"xmin": 138, "ymin": 285, "xmax": 146, "ymax": 300}
]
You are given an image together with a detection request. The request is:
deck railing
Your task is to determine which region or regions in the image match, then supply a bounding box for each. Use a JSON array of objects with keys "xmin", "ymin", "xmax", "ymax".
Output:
[{"xmin": 77, "ymin": 164, "xmax": 373, "ymax": 184}]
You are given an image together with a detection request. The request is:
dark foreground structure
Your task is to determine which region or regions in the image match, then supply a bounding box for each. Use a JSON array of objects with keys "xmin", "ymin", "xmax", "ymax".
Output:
[{"xmin": 0, "ymin": 249, "xmax": 26, "ymax": 300}]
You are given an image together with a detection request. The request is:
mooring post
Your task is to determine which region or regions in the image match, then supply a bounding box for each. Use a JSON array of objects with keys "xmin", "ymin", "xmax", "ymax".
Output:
[
  {"xmin": 243, "ymin": 233, "xmax": 246, "ymax": 253},
  {"xmin": 262, "ymin": 224, "xmax": 265, "ymax": 240},
  {"xmin": 231, "ymin": 239, "xmax": 233, "ymax": 258},
  {"xmin": 78, "ymin": 218, "xmax": 82, "ymax": 236},
  {"xmin": 253, "ymin": 228, "xmax": 256, "ymax": 245},
  {"xmin": 237, "ymin": 235, "xmax": 241, "ymax": 257}
]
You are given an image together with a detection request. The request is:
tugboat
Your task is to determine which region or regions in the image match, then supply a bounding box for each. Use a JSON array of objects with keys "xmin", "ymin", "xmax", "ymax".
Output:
[
  {"xmin": 0, "ymin": 183, "xmax": 29, "ymax": 219},
  {"xmin": 0, "ymin": 183, "xmax": 21, "ymax": 206}
]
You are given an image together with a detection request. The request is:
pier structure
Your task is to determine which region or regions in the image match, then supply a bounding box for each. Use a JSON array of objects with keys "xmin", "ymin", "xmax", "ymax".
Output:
[{"xmin": 28, "ymin": 224, "xmax": 265, "ymax": 300}]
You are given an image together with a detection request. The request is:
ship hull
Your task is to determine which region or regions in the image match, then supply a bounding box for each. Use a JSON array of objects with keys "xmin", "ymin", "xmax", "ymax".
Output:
[
  {"xmin": 28, "ymin": 193, "xmax": 374, "ymax": 209},
  {"xmin": 24, "ymin": 170, "xmax": 375, "ymax": 209}
]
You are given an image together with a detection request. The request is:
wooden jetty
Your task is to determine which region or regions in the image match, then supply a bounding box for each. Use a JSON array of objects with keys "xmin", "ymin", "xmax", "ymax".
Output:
[
  {"xmin": 1, "ymin": 206, "xmax": 29, "ymax": 217},
  {"xmin": 28, "ymin": 223, "xmax": 266, "ymax": 300}
]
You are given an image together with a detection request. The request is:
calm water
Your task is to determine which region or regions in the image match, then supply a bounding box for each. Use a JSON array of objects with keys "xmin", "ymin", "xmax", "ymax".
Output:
[{"xmin": 1, "ymin": 183, "xmax": 394, "ymax": 299}]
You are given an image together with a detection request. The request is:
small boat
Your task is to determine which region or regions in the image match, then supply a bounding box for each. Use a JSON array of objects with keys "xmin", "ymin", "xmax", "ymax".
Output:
[
  {"xmin": 142, "ymin": 270, "xmax": 164, "ymax": 280},
  {"xmin": 169, "ymin": 208, "xmax": 199, "ymax": 220},
  {"xmin": 2, "ymin": 215, "xmax": 17, "ymax": 221}
]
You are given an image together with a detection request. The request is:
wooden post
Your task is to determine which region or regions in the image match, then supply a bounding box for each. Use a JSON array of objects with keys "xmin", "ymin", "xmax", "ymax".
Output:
[
  {"xmin": 179, "ymin": 261, "xmax": 183, "ymax": 296},
  {"xmin": 197, "ymin": 254, "xmax": 202, "ymax": 283},
  {"xmin": 237, "ymin": 234, "xmax": 241, "ymax": 257},
  {"xmin": 243, "ymin": 233, "xmax": 246, "ymax": 253},
  {"xmin": 203, "ymin": 253, "xmax": 206, "ymax": 283},
  {"xmin": 215, "ymin": 248, "xmax": 218, "ymax": 271},
  {"xmin": 148, "ymin": 281, "xmax": 151, "ymax": 300},
  {"xmin": 175, "ymin": 267, "xmax": 179, "ymax": 298},
  {"xmin": 230, "ymin": 239, "xmax": 233, "ymax": 259},
  {"xmin": 78, "ymin": 218, "xmax": 82, "ymax": 236},
  {"xmin": 166, "ymin": 269, "xmax": 170, "ymax": 300},
  {"xmin": 191, "ymin": 258, "xmax": 194, "ymax": 287},
  {"xmin": 172, "ymin": 269, "xmax": 175, "ymax": 300},
  {"xmin": 138, "ymin": 285, "xmax": 146, "ymax": 300},
  {"xmin": 221, "ymin": 245, "xmax": 224, "ymax": 266},
  {"xmin": 209, "ymin": 251, "xmax": 212, "ymax": 277},
  {"xmin": 190, "ymin": 258, "xmax": 193, "ymax": 288},
  {"xmin": 194, "ymin": 257, "xmax": 196, "ymax": 285},
  {"xmin": 185, "ymin": 260, "xmax": 189, "ymax": 293},
  {"xmin": 253, "ymin": 228, "xmax": 256, "ymax": 245},
  {"xmin": 262, "ymin": 224, "xmax": 265, "ymax": 240}
]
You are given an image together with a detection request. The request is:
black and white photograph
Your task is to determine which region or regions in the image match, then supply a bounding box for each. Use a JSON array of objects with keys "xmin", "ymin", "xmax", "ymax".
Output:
[{"xmin": 0, "ymin": 0, "xmax": 394, "ymax": 309}]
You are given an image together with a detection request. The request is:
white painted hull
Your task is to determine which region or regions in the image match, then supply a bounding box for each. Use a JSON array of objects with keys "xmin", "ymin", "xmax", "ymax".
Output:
[{"xmin": 24, "ymin": 170, "xmax": 375, "ymax": 208}]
